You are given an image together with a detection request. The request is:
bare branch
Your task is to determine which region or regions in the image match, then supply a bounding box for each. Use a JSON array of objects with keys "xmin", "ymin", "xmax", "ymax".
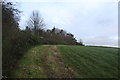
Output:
[{"xmin": 27, "ymin": 10, "xmax": 46, "ymax": 32}]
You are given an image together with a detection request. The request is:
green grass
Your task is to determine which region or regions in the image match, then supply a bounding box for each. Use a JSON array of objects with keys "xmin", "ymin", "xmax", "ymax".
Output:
[
  {"xmin": 11, "ymin": 45, "xmax": 118, "ymax": 78},
  {"xmin": 58, "ymin": 45, "xmax": 118, "ymax": 78},
  {"xmin": 12, "ymin": 45, "xmax": 50, "ymax": 78}
]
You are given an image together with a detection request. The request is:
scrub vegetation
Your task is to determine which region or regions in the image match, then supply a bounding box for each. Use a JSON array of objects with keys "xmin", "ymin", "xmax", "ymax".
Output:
[{"xmin": 2, "ymin": 1, "xmax": 118, "ymax": 78}]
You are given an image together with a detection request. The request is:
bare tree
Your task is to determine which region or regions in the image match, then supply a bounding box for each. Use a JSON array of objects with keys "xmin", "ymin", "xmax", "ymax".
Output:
[
  {"xmin": 78, "ymin": 39, "xmax": 84, "ymax": 46},
  {"xmin": 79, "ymin": 39, "xmax": 83, "ymax": 43},
  {"xmin": 27, "ymin": 10, "xmax": 45, "ymax": 35}
]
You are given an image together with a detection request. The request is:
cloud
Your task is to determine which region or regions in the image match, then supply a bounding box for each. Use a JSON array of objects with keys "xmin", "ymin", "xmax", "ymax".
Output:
[
  {"xmin": 9, "ymin": 0, "xmax": 119, "ymax": 2},
  {"xmin": 18, "ymin": 1, "xmax": 118, "ymax": 47},
  {"xmin": 83, "ymin": 36, "xmax": 118, "ymax": 47}
]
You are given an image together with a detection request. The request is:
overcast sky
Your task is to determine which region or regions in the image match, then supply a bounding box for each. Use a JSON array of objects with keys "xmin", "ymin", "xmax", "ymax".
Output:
[{"xmin": 16, "ymin": 0, "xmax": 118, "ymax": 47}]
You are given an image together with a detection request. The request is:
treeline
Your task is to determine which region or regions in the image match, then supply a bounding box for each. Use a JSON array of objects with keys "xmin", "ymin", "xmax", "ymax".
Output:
[
  {"xmin": 22, "ymin": 10, "xmax": 79, "ymax": 45},
  {"xmin": 2, "ymin": 2, "xmax": 84, "ymax": 77},
  {"xmin": 23, "ymin": 26, "xmax": 77, "ymax": 45}
]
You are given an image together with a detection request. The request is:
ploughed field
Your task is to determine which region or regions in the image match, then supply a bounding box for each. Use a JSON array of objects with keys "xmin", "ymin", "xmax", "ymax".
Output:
[{"xmin": 12, "ymin": 45, "xmax": 118, "ymax": 78}]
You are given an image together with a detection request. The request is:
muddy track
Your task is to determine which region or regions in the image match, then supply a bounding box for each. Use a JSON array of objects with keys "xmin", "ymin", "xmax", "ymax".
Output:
[
  {"xmin": 40, "ymin": 46, "xmax": 55, "ymax": 78},
  {"xmin": 40, "ymin": 46, "xmax": 75, "ymax": 78}
]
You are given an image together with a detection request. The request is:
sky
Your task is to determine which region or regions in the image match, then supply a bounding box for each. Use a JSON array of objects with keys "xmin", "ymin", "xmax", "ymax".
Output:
[{"xmin": 13, "ymin": 0, "xmax": 119, "ymax": 47}]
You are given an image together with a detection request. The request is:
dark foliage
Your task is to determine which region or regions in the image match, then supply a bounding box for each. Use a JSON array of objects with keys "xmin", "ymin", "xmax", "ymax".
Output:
[{"xmin": 2, "ymin": 2, "xmax": 84, "ymax": 78}]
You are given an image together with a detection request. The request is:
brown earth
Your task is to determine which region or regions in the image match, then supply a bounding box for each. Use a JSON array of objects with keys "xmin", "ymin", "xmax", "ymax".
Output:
[{"xmin": 40, "ymin": 46, "xmax": 75, "ymax": 78}]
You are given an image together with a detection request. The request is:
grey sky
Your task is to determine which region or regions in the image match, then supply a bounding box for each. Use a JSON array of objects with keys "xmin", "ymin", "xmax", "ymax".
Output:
[{"xmin": 17, "ymin": 0, "xmax": 118, "ymax": 47}]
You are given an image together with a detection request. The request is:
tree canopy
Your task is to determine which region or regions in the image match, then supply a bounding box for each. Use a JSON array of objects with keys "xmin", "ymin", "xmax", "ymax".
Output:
[{"xmin": 2, "ymin": 2, "xmax": 84, "ymax": 78}]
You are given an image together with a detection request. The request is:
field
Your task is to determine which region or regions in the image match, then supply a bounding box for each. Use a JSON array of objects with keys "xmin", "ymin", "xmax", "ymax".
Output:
[{"xmin": 11, "ymin": 45, "xmax": 118, "ymax": 78}]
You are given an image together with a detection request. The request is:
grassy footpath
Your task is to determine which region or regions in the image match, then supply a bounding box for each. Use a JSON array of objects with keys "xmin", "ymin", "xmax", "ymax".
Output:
[
  {"xmin": 12, "ymin": 45, "xmax": 118, "ymax": 78},
  {"xmin": 12, "ymin": 45, "xmax": 48, "ymax": 78}
]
